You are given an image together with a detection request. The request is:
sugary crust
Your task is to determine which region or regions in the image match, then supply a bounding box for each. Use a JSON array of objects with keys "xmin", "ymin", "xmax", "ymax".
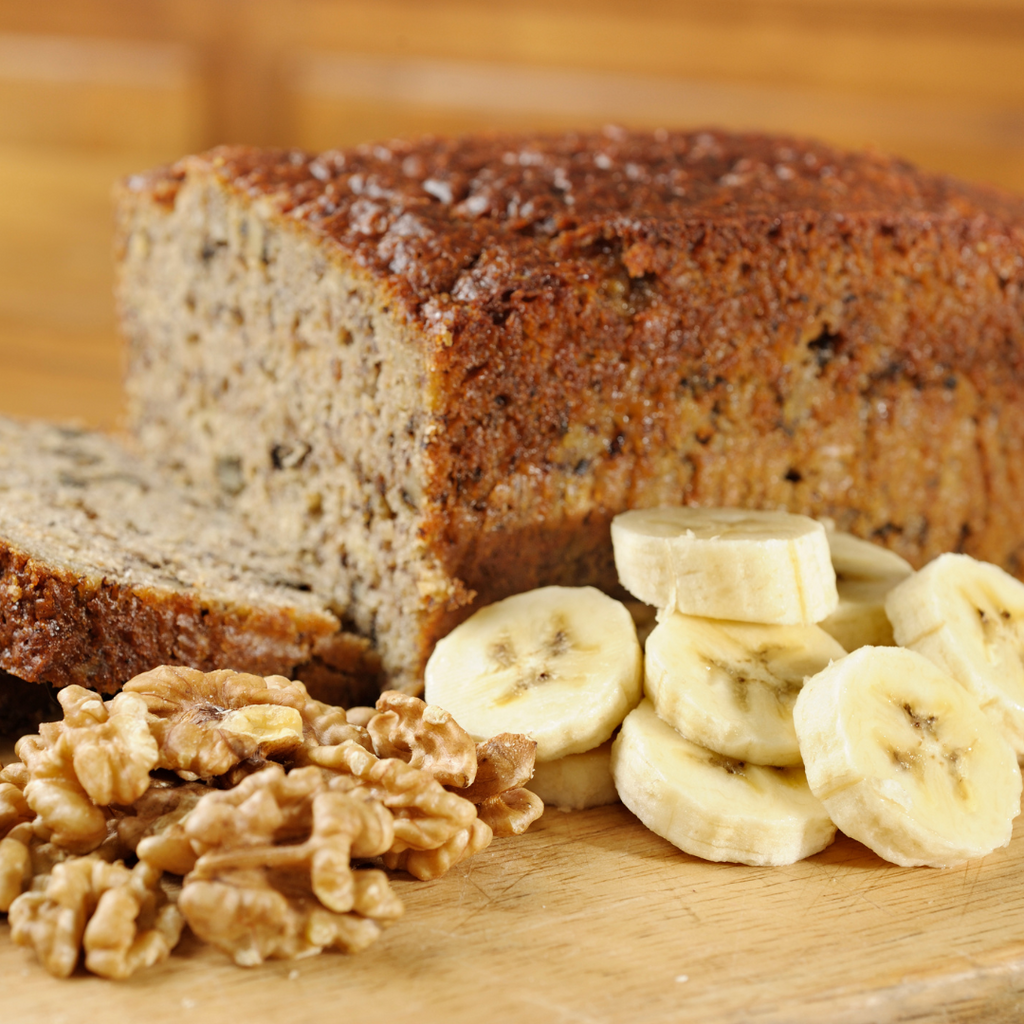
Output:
[
  {"xmin": 121, "ymin": 129, "xmax": 1024, "ymax": 312},
  {"xmin": 118, "ymin": 129, "xmax": 1024, "ymax": 684}
]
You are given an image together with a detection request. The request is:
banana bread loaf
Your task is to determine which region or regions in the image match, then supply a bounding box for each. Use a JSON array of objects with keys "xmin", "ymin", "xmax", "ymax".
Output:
[
  {"xmin": 114, "ymin": 128, "xmax": 1024, "ymax": 692},
  {"xmin": 0, "ymin": 416, "xmax": 380, "ymax": 699}
]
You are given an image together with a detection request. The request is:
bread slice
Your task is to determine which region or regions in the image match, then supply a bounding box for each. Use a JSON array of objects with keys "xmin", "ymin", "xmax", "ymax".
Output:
[
  {"xmin": 114, "ymin": 129, "xmax": 1024, "ymax": 692},
  {"xmin": 0, "ymin": 416, "xmax": 380, "ymax": 699}
]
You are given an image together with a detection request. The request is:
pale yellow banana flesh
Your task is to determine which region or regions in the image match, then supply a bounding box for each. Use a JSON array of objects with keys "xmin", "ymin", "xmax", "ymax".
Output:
[
  {"xmin": 611, "ymin": 507, "xmax": 837, "ymax": 625},
  {"xmin": 886, "ymin": 553, "xmax": 1024, "ymax": 754},
  {"xmin": 611, "ymin": 700, "xmax": 836, "ymax": 866},
  {"xmin": 793, "ymin": 645, "xmax": 1022, "ymax": 867},
  {"xmin": 818, "ymin": 528, "xmax": 912, "ymax": 651},
  {"xmin": 823, "ymin": 528, "xmax": 914, "ymax": 581},
  {"xmin": 424, "ymin": 586, "xmax": 643, "ymax": 762},
  {"xmin": 645, "ymin": 613, "xmax": 846, "ymax": 766},
  {"xmin": 820, "ymin": 578, "xmax": 900, "ymax": 651},
  {"xmin": 527, "ymin": 741, "xmax": 618, "ymax": 811}
]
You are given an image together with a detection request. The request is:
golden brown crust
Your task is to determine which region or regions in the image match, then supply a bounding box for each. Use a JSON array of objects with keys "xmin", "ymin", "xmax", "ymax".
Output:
[{"xmin": 123, "ymin": 130, "xmax": 1024, "ymax": 313}]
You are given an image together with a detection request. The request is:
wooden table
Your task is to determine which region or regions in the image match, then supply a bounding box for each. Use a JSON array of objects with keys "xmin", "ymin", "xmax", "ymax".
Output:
[{"xmin": 4, "ymin": 795, "xmax": 1024, "ymax": 1023}]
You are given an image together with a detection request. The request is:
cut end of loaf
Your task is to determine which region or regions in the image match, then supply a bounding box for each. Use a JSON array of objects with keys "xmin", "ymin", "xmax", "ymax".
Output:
[{"xmin": 117, "ymin": 160, "xmax": 460, "ymax": 693}]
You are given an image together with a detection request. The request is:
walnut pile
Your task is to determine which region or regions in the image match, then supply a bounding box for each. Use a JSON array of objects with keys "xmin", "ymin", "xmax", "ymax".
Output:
[{"xmin": 0, "ymin": 668, "xmax": 542, "ymax": 979}]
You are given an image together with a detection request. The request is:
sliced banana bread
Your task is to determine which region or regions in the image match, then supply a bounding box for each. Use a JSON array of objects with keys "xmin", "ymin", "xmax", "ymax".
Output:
[
  {"xmin": 0, "ymin": 416, "xmax": 380, "ymax": 698},
  {"xmin": 114, "ymin": 129, "xmax": 1024, "ymax": 691}
]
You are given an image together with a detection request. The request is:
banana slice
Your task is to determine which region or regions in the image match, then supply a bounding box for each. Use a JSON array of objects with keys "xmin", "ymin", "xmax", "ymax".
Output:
[
  {"xmin": 611, "ymin": 507, "xmax": 837, "ymax": 624},
  {"xmin": 527, "ymin": 740, "xmax": 619, "ymax": 810},
  {"xmin": 611, "ymin": 700, "xmax": 836, "ymax": 866},
  {"xmin": 793, "ymin": 646, "xmax": 1021, "ymax": 867},
  {"xmin": 818, "ymin": 527, "xmax": 913, "ymax": 651},
  {"xmin": 886, "ymin": 553, "xmax": 1024, "ymax": 754},
  {"xmin": 818, "ymin": 521, "xmax": 915, "ymax": 580},
  {"xmin": 424, "ymin": 586, "xmax": 643, "ymax": 762},
  {"xmin": 645, "ymin": 613, "xmax": 845, "ymax": 766}
]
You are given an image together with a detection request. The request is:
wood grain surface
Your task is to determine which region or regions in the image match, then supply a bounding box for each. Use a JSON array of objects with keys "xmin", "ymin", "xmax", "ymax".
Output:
[{"xmin": 4, "ymin": 798, "xmax": 1024, "ymax": 1024}]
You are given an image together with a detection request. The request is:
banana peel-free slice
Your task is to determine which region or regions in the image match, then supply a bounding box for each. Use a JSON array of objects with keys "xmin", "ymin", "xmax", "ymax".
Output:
[
  {"xmin": 645, "ymin": 613, "xmax": 846, "ymax": 767},
  {"xmin": 527, "ymin": 740, "xmax": 619, "ymax": 811},
  {"xmin": 611, "ymin": 700, "xmax": 836, "ymax": 866},
  {"xmin": 611, "ymin": 507, "xmax": 837, "ymax": 625},
  {"xmin": 424, "ymin": 586, "xmax": 642, "ymax": 762},
  {"xmin": 794, "ymin": 645, "xmax": 1022, "ymax": 867},
  {"xmin": 887, "ymin": 553, "xmax": 1024, "ymax": 754},
  {"xmin": 818, "ymin": 525, "xmax": 913, "ymax": 651}
]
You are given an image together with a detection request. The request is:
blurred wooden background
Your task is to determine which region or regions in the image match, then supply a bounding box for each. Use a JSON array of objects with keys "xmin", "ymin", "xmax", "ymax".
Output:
[{"xmin": 0, "ymin": 0, "xmax": 1022, "ymax": 429}]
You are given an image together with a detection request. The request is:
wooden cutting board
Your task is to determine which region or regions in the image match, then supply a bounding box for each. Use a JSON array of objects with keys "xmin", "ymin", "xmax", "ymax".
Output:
[{"xmin": 4, "ymin": 798, "xmax": 1024, "ymax": 1024}]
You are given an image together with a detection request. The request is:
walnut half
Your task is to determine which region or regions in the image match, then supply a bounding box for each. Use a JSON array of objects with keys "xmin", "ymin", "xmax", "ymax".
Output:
[
  {"xmin": 177, "ymin": 765, "xmax": 402, "ymax": 965},
  {"xmin": 9, "ymin": 855, "xmax": 182, "ymax": 979},
  {"xmin": 15, "ymin": 687, "xmax": 157, "ymax": 854},
  {"xmin": 460, "ymin": 734, "xmax": 545, "ymax": 838},
  {"xmin": 364, "ymin": 694, "xmax": 544, "ymax": 838},
  {"xmin": 323, "ymin": 740, "xmax": 491, "ymax": 881},
  {"xmin": 368, "ymin": 691, "xmax": 479, "ymax": 787},
  {"xmin": 123, "ymin": 667, "xmax": 308, "ymax": 779}
]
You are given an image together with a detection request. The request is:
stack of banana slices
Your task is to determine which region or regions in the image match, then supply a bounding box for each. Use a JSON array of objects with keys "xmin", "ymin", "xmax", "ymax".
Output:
[{"xmin": 425, "ymin": 507, "xmax": 1024, "ymax": 871}]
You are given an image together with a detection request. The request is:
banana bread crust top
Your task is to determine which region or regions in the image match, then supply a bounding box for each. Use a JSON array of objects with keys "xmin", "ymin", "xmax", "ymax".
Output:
[{"xmin": 126, "ymin": 128, "xmax": 1024, "ymax": 317}]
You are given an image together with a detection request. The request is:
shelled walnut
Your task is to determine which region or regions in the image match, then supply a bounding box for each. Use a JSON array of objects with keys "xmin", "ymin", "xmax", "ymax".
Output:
[
  {"xmin": 122, "ymin": 666, "xmax": 373, "ymax": 780},
  {"xmin": 177, "ymin": 765, "xmax": 401, "ymax": 965},
  {"xmin": 82, "ymin": 860, "xmax": 184, "ymax": 980},
  {"xmin": 122, "ymin": 667, "xmax": 307, "ymax": 779},
  {"xmin": 181, "ymin": 867, "xmax": 400, "ymax": 966},
  {"xmin": 14, "ymin": 687, "xmax": 157, "ymax": 853},
  {"xmin": 8, "ymin": 854, "xmax": 182, "ymax": 979},
  {"xmin": 366, "ymin": 693, "xmax": 545, "ymax": 839},
  {"xmin": 368, "ymin": 691, "xmax": 479, "ymax": 787},
  {"xmin": 318, "ymin": 740, "xmax": 491, "ymax": 880},
  {"xmin": 1, "ymin": 815, "xmax": 133, "ymax": 914},
  {"xmin": 460, "ymin": 734, "xmax": 545, "ymax": 837}
]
